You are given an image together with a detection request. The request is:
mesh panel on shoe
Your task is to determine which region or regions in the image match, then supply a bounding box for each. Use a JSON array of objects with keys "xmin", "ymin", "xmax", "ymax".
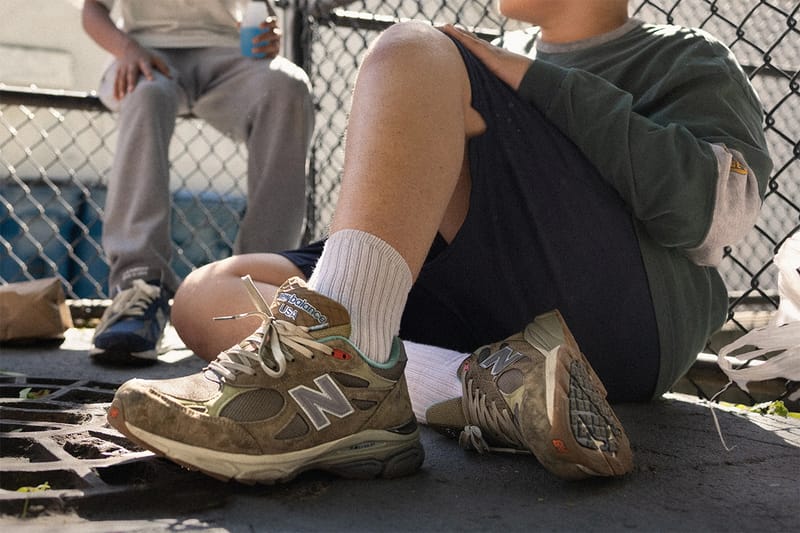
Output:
[
  {"xmin": 219, "ymin": 388, "xmax": 284, "ymax": 421},
  {"xmin": 352, "ymin": 399, "xmax": 377, "ymax": 410},
  {"xmin": 275, "ymin": 413, "xmax": 310, "ymax": 440},
  {"xmin": 496, "ymin": 368, "xmax": 523, "ymax": 394},
  {"xmin": 475, "ymin": 347, "xmax": 492, "ymax": 364},
  {"xmin": 331, "ymin": 372, "xmax": 369, "ymax": 388},
  {"xmin": 568, "ymin": 360, "xmax": 621, "ymax": 452}
]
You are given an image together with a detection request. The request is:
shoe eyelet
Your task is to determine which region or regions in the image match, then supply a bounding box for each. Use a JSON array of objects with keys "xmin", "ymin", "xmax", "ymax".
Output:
[{"xmin": 331, "ymin": 349, "xmax": 352, "ymax": 360}]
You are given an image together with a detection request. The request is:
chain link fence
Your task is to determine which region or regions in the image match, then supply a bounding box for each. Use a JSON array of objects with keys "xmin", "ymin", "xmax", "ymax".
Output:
[
  {"xmin": 1, "ymin": 90, "xmax": 248, "ymax": 300},
  {"xmin": 2, "ymin": 0, "xmax": 798, "ymax": 336}
]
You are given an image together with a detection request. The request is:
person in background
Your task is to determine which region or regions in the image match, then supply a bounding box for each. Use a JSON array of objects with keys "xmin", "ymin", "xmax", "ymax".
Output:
[
  {"xmin": 106, "ymin": 0, "xmax": 771, "ymax": 482},
  {"xmin": 81, "ymin": 0, "xmax": 314, "ymax": 365}
]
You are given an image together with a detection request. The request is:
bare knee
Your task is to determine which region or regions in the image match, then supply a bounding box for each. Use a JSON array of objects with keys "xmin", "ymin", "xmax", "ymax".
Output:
[
  {"xmin": 360, "ymin": 22, "xmax": 480, "ymax": 135},
  {"xmin": 171, "ymin": 259, "xmax": 235, "ymax": 356},
  {"xmin": 362, "ymin": 21, "xmax": 463, "ymax": 80},
  {"xmin": 173, "ymin": 257, "xmax": 248, "ymax": 344},
  {"xmin": 171, "ymin": 253, "xmax": 304, "ymax": 360}
]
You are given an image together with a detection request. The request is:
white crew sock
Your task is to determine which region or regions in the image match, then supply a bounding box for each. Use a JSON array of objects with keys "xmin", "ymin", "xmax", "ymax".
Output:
[
  {"xmin": 307, "ymin": 229, "xmax": 412, "ymax": 363},
  {"xmin": 403, "ymin": 341, "xmax": 467, "ymax": 424}
]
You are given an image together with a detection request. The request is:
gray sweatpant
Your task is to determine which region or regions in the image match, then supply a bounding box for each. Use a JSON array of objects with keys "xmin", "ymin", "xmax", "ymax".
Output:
[{"xmin": 97, "ymin": 47, "xmax": 314, "ymax": 294}]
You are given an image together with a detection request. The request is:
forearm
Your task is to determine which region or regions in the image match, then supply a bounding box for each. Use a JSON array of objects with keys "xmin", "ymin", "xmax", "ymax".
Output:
[{"xmin": 82, "ymin": 0, "xmax": 135, "ymax": 58}]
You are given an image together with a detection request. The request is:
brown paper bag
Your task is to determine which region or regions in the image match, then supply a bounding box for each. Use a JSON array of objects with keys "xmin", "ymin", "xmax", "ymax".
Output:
[{"xmin": 0, "ymin": 278, "xmax": 73, "ymax": 343}]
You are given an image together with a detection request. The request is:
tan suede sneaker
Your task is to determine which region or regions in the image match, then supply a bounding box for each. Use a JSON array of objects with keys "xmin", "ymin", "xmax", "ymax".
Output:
[
  {"xmin": 107, "ymin": 276, "xmax": 424, "ymax": 483},
  {"xmin": 425, "ymin": 310, "xmax": 632, "ymax": 480}
]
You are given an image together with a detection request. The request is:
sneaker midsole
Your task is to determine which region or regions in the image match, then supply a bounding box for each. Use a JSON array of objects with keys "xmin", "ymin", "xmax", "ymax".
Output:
[
  {"xmin": 125, "ymin": 422, "xmax": 420, "ymax": 480},
  {"xmin": 89, "ymin": 347, "xmax": 159, "ymax": 360}
]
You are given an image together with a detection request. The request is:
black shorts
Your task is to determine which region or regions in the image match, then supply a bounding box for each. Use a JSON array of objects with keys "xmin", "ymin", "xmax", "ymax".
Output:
[{"xmin": 279, "ymin": 39, "xmax": 660, "ymax": 402}]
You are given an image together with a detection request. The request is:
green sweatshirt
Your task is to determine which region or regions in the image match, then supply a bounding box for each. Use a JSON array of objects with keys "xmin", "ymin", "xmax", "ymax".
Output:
[{"xmin": 508, "ymin": 19, "xmax": 773, "ymax": 396}]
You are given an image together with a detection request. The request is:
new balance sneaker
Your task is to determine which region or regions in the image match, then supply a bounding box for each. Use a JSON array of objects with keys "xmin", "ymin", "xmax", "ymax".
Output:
[
  {"xmin": 90, "ymin": 279, "xmax": 170, "ymax": 365},
  {"xmin": 425, "ymin": 310, "xmax": 633, "ymax": 480},
  {"xmin": 106, "ymin": 276, "xmax": 424, "ymax": 484}
]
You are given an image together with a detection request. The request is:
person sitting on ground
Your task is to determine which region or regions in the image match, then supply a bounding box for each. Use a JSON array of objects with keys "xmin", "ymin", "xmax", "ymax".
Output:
[
  {"xmin": 104, "ymin": 0, "xmax": 771, "ymax": 482},
  {"xmin": 82, "ymin": 0, "xmax": 314, "ymax": 365}
]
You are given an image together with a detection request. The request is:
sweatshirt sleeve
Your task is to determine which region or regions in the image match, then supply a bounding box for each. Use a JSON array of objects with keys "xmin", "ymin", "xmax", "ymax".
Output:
[{"xmin": 517, "ymin": 40, "xmax": 772, "ymax": 267}]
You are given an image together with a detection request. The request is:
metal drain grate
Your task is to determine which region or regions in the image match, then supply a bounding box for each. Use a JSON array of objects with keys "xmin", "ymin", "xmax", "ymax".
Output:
[{"xmin": 0, "ymin": 375, "xmax": 224, "ymax": 516}]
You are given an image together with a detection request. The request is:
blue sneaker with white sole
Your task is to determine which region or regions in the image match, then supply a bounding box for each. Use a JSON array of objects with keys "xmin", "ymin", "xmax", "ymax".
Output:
[{"xmin": 90, "ymin": 279, "xmax": 170, "ymax": 365}]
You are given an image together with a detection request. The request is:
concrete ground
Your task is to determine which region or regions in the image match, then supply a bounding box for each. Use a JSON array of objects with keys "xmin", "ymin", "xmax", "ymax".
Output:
[{"xmin": 1, "ymin": 327, "xmax": 799, "ymax": 532}]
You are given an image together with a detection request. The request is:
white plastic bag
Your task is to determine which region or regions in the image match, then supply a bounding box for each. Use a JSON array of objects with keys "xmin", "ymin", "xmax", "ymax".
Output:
[
  {"xmin": 773, "ymin": 230, "xmax": 800, "ymax": 326},
  {"xmin": 716, "ymin": 231, "xmax": 800, "ymax": 401}
]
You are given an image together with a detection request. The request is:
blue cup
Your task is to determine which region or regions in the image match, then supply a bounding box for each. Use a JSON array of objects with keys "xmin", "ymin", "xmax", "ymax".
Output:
[{"xmin": 240, "ymin": 26, "xmax": 267, "ymax": 58}]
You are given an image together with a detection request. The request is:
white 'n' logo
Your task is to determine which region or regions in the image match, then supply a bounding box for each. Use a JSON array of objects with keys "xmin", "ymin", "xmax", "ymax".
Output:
[
  {"xmin": 289, "ymin": 374, "xmax": 355, "ymax": 430},
  {"xmin": 479, "ymin": 346, "xmax": 524, "ymax": 376}
]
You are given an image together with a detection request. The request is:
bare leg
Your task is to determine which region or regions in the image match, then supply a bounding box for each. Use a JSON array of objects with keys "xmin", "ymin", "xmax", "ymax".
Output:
[
  {"xmin": 330, "ymin": 21, "xmax": 486, "ymax": 276},
  {"xmin": 175, "ymin": 22, "xmax": 485, "ymax": 362},
  {"xmin": 302, "ymin": 21, "xmax": 486, "ymax": 362},
  {"xmin": 171, "ymin": 253, "xmax": 304, "ymax": 361}
]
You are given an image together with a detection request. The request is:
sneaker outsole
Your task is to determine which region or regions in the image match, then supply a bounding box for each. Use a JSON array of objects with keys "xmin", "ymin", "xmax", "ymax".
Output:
[{"xmin": 521, "ymin": 312, "xmax": 632, "ymax": 480}]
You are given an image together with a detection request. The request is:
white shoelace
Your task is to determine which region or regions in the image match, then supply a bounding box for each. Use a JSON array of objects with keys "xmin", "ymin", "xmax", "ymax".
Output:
[
  {"xmin": 208, "ymin": 275, "xmax": 332, "ymax": 382},
  {"xmin": 96, "ymin": 279, "xmax": 161, "ymax": 334},
  {"xmin": 459, "ymin": 378, "xmax": 531, "ymax": 455}
]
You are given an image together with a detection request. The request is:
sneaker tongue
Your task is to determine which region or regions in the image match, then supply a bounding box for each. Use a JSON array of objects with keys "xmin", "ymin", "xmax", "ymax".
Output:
[{"xmin": 270, "ymin": 277, "xmax": 351, "ymax": 336}]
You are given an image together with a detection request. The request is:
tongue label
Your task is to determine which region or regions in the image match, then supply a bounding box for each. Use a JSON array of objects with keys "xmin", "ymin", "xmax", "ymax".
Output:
[{"xmin": 276, "ymin": 292, "xmax": 328, "ymax": 325}]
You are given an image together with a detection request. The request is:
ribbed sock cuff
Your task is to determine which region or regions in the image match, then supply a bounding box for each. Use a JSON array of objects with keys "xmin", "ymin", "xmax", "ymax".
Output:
[
  {"xmin": 308, "ymin": 229, "xmax": 412, "ymax": 363},
  {"xmin": 403, "ymin": 341, "xmax": 466, "ymax": 423}
]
